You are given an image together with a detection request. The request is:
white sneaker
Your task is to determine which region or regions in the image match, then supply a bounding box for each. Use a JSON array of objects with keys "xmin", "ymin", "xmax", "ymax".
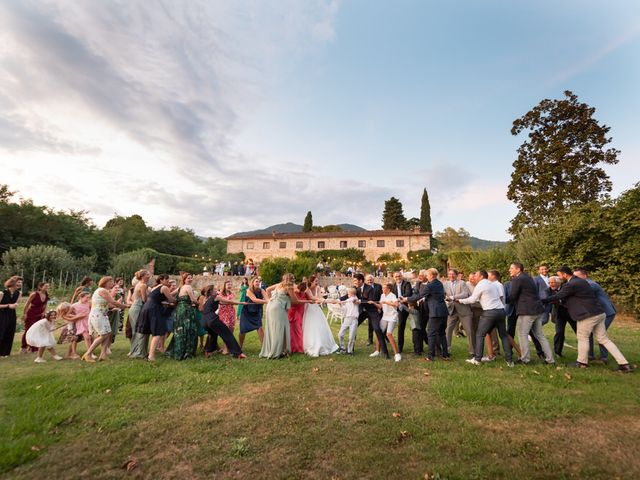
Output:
[
  {"xmin": 466, "ymin": 358, "xmax": 481, "ymax": 366},
  {"xmin": 91, "ymin": 354, "xmax": 98, "ymax": 360},
  {"xmin": 369, "ymin": 351, "xmax": 380, "ymax": 358},
  {"xmin": 34, "ymin": 357, "xmax": 46, "ymax": 363},
  {"xmin": 481, "ymin": 356, "xmax": 496, "ymax": 362},
  {"xmin": 52, "ymin": 355, "xmax": 63, "ymax": 361},
  {"xmin": 394, "ymin": 353, "xmax": 401, "ymax": 362}
]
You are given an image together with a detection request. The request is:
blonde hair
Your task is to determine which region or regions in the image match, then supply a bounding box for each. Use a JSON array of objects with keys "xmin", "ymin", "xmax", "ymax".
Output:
[
  {"xmin": 281, "ymin": 273, "xmax": 294, "ymax": 289},
  {"xmin": 98, "ymin": 276, "xmax": 113, "ymax": 288},
  {"xmin": 56, "ymin": 302, "xmax": 72, "ymax": 319},
  {"xmin": 426, "ymin": 268, "xmax": 439, "ymax": 278}
]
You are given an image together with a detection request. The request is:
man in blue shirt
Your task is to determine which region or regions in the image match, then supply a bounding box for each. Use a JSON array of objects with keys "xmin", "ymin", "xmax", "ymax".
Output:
[{"xmin": 573, "ymin": 268, "xmax": 616, "ymax": 363}]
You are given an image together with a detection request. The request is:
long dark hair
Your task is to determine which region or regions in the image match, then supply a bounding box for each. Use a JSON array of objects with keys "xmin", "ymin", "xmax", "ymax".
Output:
[{"xmin": 154, "ymin": 274, "xmax": 170, "ymax": 286}]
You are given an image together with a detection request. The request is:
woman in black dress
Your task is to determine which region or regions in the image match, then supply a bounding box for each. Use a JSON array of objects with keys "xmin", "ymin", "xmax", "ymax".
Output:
[
  {"xmin": 0, "ymin": 276, "xmax": 23, "ymax": 357},
  {"xmin": 137, "ymin": 274, "xmax": 175, "ymax": 361},
  {"xmin": 201, "ymin": 285, "xmax": 247, "ymax": 359}
]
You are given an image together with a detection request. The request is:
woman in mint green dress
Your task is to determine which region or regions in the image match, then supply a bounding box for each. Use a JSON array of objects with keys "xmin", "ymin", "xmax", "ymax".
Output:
[
  {"xmin": 166, "ymin": 273, "xmax": 199, "ymax": 360},
  {"xmin": 259, "ymin": 274, "xmax": 309, "ymax": 359}
]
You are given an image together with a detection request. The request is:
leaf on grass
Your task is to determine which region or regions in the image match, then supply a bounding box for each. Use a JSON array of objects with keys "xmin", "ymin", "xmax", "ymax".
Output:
[
  {"xmin": 105, "ymin": 389, "xmax": 112, "ymax": 394},
  {"xmin": 556, "ymin": 366, "xmax": 562, "ymax": 371},
  {"xmin": 549, "ymin": 375, "xmax": 554, "ymax": 379},
  {"xmin": 423, "ymin": 371, "xmax": 430, "ymax": 377},
  {"xmin": 312, "ymin": 367, "xmax": 319, "ymax": 373},
  {"xmin": 532, "ymin": 370, "xmax": 540, "ymax": 375},
  {"xmin": 328, "ymin": 358, "xmax": 335, "ymax": 362},
  {"xmin": 392, "ymin": 412, "xmax": 402, "ymax": 418},
  {"xmin": 35, "ymin": 385, "xmax": 42, "ymax": 390},
  {"xmin": 398, "ymin": 430, "xmax": 410, "ymax": 441},
  {"xmin": 121, "ymin": 457, "xmax": 138, "ymax": 471},
  {"xmin": 30, "ymin": 445, "xmax": 44, "ymax": 452},
  {"xmin": 564, "ymin": 373, "xmax": 572, "ymax": 380}
]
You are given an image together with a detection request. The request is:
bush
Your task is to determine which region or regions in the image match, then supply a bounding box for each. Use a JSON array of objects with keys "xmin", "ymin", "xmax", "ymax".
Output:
[
  {"xmin": 258, "ymin": 258, "xmax": 290, "ymax": 286},
  {"xmin": 0, "ymin": 244, "xmax": 95, "ymax": 291}
]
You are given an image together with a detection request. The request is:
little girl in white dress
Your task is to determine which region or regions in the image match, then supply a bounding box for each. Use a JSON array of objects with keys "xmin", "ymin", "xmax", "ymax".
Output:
[{"xmin": 26, "ymin": 310, "xmax": 63, "ymax": 363}]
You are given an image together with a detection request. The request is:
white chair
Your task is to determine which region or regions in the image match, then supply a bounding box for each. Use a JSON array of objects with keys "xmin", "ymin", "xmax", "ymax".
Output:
[{"xmin": 326, "ymin": 301, "xmax": 344, "ymax": 325}]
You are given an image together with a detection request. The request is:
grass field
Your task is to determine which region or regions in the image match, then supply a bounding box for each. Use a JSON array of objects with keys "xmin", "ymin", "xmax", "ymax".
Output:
[{"xmin": 1, "ymin": 309, "xmax": 639, "ymax": 480}]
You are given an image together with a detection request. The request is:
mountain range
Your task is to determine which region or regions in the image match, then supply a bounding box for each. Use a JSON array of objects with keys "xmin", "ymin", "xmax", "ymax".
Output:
[{"xmin": 229, "ymin": 223, "xmax": 506, "ymax": 250}]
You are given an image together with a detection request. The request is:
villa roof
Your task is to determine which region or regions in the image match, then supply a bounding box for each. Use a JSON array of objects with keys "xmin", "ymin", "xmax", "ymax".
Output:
[{"xmin": 226, "ymin": 229, "xmax": 431, "ymax": 240}]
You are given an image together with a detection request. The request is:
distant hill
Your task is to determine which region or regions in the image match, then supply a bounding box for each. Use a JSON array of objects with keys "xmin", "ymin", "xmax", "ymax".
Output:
[
  {"xmin": 469, "ymin": 236, "xmax": 507, "ymax": 251},
  {"xmin": 229, "ymin": 222, "xmax": 366, "ymax": 237}
]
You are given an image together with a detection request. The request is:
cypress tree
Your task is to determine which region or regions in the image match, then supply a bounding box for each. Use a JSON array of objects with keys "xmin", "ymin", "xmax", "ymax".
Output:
[
  {"xmin": 303, "ymin": 211, "xmax": 313, "ymax": 232},
  {"xmin": 419, "ymin": 188, "xmax": 432, "ymax": 232}
]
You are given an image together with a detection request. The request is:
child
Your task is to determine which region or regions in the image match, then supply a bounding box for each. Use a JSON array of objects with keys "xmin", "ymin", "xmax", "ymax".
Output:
[
  {"xmin": 71, "ymin": 293, "xmax": 92, "ymax": 358},
  {"xmin": 337, "ymin": 288, "xmax": 360, "ymax": 355},
  {"xmin": 26, "ymin": 310, "xmax": 63, "ymax": 363},
  {"xmin": 378, "ymin": 283, "xmax": 401, "ymax": 362},
  {"xmin": 56, "ymin": 302, "xmax": 86, "ymax": 358}
]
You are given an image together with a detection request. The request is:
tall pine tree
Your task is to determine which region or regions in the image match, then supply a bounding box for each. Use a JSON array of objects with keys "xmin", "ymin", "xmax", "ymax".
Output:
[
  {"xmin": 381, "ymin": 197, "xmax": 407, "ymax": 230},
  {"xmin": 419, "ymin": 188, "xmax": 432, "ymax": 232},
  {"xmin": 303, "ymin": 211, "xmax": 313, "ymax": 232}
]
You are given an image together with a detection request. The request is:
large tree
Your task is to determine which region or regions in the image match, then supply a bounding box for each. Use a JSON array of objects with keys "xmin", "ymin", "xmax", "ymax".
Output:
[
  {"xmin": 303, "ymin": 211, "xmax": 313, "ymax": 232},
  {"xmin": 507, "ymin": 90, "xmax": 619, "ymax": 236},
  {"xmin": 419, "ymin": 188, "xmax": 432, "ymax": 232},
  {"xmin": 381, "ymin": 197, "xmax": 407, "ymax": 230},
  {"xmin": 435, "ymin": 227, "xmax": 471, "ymax": 252}
]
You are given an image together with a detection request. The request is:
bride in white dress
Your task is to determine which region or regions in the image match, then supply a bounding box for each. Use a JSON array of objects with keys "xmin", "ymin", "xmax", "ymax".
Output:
[{"xmin": 302, "ymin": 276, "xmax": 339, "ymax": 357}]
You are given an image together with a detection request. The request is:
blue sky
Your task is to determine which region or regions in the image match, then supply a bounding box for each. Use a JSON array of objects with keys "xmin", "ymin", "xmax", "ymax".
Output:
[{"xmin": 1, "ymin": 0, "xmax": 638, "ymax": 240}]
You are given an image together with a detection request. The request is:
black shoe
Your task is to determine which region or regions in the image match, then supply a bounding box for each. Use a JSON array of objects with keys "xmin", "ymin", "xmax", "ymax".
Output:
[
  {"xmin": 568, "ymin": 361, "xmax": 588, "ymax": 369},
  {"xmin": 617, "ymin": 364, "xmax": 634, "ymax": 373},
  {"xmin": 537, "ymin": 353, "xmax": 545, "ymax": 360},
  {"xmin": 515, "ymin": 359, "xmax": 528, "ymax": 365}
]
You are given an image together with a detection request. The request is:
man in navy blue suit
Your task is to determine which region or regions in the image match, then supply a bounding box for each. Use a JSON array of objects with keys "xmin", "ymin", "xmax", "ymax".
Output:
[{"xmin": 573, "ymin": 268, "xmax": 617, "ymax": 363}]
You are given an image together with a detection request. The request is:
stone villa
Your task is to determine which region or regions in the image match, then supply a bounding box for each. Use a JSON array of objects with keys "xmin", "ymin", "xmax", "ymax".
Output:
[{"xmin": 226, "ymin": 229, "xmax": 431, "ymax": 262}]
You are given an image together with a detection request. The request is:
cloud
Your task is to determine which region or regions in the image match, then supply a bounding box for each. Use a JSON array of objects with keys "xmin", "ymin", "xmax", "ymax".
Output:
[{"xmin": 0, "ymin": 0, "xmax": 345, "ymax": 235}]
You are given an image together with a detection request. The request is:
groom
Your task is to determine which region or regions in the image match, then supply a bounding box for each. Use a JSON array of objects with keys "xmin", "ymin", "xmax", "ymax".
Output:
[{"xmin": 354, "ymin": 273, "xmax": 389, "ymax": 358}]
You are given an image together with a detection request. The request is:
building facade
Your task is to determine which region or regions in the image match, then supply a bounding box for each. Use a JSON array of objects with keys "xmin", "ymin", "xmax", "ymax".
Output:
[{"xmin": 226, "ymin": 229, "xmax": 431, "ymax": 262}]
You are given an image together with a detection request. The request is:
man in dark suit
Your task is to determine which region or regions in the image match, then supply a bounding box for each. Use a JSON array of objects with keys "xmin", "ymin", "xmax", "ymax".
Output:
[
  {"xmin": 404, "ymin": 268, "xmax": 449, "ymax": 361},
  {"xmin": 547, "ymin": 275, "xmax": 576, "ymax": 357},
  {"xmin": 392, "ymin": 271, "xmax": 412, "ymax": 354},
  {"xmin": 543, "ymin": 267, "xmax": 631, "ymax": 372},
  {"xmin": 410, "ymin": 270, "xmax": 429, "ymax": 355},
  {"xmin": 354, "ymin": 273, "xmax": 389, "ymax": 358},
  {"xmin": 573, "ymin": 268, "xmax": 617, "ymax": 362},
  {"xmin": 506, "ymin": 262, "xmax": 555, "ymax": 364}
]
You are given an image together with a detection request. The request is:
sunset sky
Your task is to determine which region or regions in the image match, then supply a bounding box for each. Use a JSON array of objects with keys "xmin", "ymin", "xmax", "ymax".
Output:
[{"xmin": 1, "ymin": 0, "xmax": 638, "ymax": 240}]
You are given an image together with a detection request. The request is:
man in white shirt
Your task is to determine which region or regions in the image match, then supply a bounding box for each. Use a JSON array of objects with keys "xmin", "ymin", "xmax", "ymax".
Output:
[{"xmin": 459, "ymin": 270, "xmax": 514, "ymax": 366}]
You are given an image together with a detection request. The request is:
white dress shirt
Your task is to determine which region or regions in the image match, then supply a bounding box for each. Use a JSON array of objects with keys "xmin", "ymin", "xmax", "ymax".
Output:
[{"xmin": 459, "ymin": 279, "xmax": 504, "ymax": 310}]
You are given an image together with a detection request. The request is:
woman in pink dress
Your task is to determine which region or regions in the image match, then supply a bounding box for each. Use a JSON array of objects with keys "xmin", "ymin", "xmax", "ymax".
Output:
[
  {"xmin": 217, "ymin": 280, "xmax": 237, "ymax": 355},
  {"xmin": 288, "ymin": 282, "xmax": 308, "ymax": 354}
]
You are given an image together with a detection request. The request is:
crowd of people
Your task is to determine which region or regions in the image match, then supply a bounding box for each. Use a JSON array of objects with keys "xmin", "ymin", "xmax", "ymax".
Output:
[{"xmin": 0, "ymin": 263, "xmax": 633, "ymax": 373}]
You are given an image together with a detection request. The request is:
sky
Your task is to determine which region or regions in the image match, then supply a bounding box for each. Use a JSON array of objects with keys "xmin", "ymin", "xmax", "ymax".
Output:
[{"xmin": 1, "ymin": 0, "xmax": 639, "ymax": 241}]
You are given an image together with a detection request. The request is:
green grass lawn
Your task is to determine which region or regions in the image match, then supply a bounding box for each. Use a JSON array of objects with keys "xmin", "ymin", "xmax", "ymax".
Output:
[{"xmin": 1, "ymin": 313, "xmax": 639, "ymax": 479}]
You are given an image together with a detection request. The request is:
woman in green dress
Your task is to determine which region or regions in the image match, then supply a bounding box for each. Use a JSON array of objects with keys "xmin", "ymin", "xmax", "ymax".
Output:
[
  {"xmin": 166, "ymin": 272, "xmax": 199, "ymax": 360},
  {"xmin": 128, "ymin": 270, "xmax": 150, "ymax": 359},
  {"xmin": 259, "ymin": 274, "xmax": 309, "ymax": 359},
  {"xmin": 237, "ymin": 277, "xmax": 249, "ymax": 316}
]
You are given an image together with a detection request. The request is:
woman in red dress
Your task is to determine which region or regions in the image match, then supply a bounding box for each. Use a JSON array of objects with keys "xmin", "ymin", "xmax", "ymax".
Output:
[
  {"xmin": 288, "ymin": 281, "xmax": 308, "ymax": 354},
  {"xmin": 21, "ymin": 282, "xmax": 49, "ymax": 353}
]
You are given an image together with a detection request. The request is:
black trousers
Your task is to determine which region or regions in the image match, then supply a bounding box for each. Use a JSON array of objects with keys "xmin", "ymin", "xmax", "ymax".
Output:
[
  {"xmin": 204, "ymin": 317, "xmax": 242, "ymax": 357},
  {"xmin": 397, "ymin": 308, "xmax": 410, "ymax": 353},
  {"xmin": 0, "ymin": 316, "xmax": 16, "ymax": 356},
  {"xmin": 359, "ymin": 309, "xmax": 388, "ymax": 356},
  {"xmin": 475, "ymin": 309, "xmax": 512, "ymax": 362},
  {"xmin": 426, "ymin": 316, "xmax": 448, "ymax": 360},
  {"xmin": 553, "ymin": 315, "xmax": 577, "ymax": 356},
  {"xmin": 412, "ymin": 311, "xmax": 428, "ymax": 354}
]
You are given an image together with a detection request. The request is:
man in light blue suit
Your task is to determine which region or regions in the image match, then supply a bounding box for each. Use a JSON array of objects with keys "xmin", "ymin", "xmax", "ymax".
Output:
[{"xmin": 574, "ymin": 268, "xmax": 616, "ymax": 362}]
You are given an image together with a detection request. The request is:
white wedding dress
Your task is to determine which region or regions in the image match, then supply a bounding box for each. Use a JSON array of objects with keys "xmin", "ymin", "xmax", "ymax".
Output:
[{"xmin": 302, "ymin": 302, "xmax": 339, "ymax": 357}]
